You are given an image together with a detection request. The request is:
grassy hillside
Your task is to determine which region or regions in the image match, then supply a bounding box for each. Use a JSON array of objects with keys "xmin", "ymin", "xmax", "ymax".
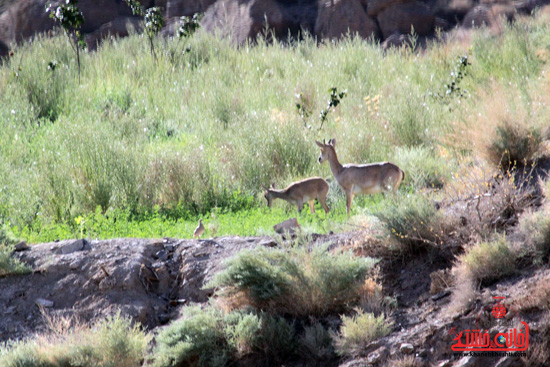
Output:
[{"xmin": 1, "ymin": 11, "xmax": 550, "ymax": 242}]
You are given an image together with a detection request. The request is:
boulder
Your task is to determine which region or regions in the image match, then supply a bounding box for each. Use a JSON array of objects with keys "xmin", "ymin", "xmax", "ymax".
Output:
[
  {"xmin": 315, "ymin": 0, "xmax": 380, "ymax": 40},
  {"xmin": 202, "ymin": 0, "xmax": 287, "ymax": 45},
  {"xmin": 0, "ymin": 0, "xmax": 153, "ymax": 46},
  {"xmin": 85, "ymin": 16, "xmax": 142, "ymax": 50},
  {"xmin": 0, "ymin": 0, "xmax": 55, "ymax": 43},
  {"xmin": 367, "ymin": 0, "xmax": 410, "ymax": 16},
  {"xmin": 377, "ymin": 1, "xmax": 434, "ymax": 39},
  {"xmin": 381, "ymin": 31, "xmax": 410, "ymax": 49},
  {"xmin": 462, "ymin": 4, "xmax": 515, "ymax": 29},
  {"xmin": 166, "ymin": 0, "xmax": 217, "ymax": 18}
]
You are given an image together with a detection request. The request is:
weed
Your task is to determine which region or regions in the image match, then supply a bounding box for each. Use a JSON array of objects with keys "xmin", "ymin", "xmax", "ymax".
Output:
[
  {"xmin": 332, "ymin": 309, "xmax": 392, "ymax": 358},
  {"xmin": 298, "ymin": 322, "xmax": 336, "ymax": 364},
  {"xmin": 454, "ymin": 235, "xmax": 516, "ymax": 287},
  {"xmin": 0, "ymin": 224, "xmax": 30, "ymax": 277},
  {"xmin": 519, "ymin": 204, "xmax": 550, "ymax": 264}
]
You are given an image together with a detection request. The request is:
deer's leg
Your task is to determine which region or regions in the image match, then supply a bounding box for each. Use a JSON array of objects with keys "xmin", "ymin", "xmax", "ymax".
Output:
[
  {"xmin": 308, "ymin": 200, "xmax": 315, "ymax": 214},
  {"xmin": 345, "ymin": 190, "xmax": 354, "ymax": 216},
  {"xmin": 319, "ymin": 195, "xmax": 330, "ymax": 213},
  {"xmin": 297, "ymin": 200, "xmax": 304, "ymax": 213}
]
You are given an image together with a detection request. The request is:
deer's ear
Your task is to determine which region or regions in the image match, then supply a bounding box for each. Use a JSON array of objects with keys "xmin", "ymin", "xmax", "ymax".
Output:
[
  {"xmin": 329, "ymin": 138, "xmax": 336, "ymax": 146},
  {"xmin": 261, "ymin": 184, "xmax": 268, "ymax": 191},
  {"xmin": 315, "ymin": 140, "xmax": 324, "ymax": 147},
  {"xmin": 271, "ymin": 183, "xmax": 276, "ymax": 189}
]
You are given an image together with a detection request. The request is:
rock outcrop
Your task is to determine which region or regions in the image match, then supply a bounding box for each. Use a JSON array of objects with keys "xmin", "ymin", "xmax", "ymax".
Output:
[{"xmin": 1, "ymin": 0, "xmax": 550, "ymax": 52}]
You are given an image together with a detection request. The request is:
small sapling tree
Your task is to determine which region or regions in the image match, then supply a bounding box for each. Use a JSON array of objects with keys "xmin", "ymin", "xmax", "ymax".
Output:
[
  {"xmin": 319, "ymin": 87, "xmax": 347, "ymax": 130},
  {"xmin": 124, "ymin": 0, "xmax": 165, "ymax": 60},
  {"xmin": 46, "ymin": 0, "xmax": 85, "ymax": 83},
  {"xmin": 173, "ymin": 13, "xmax": 202, "ymax": 61}
]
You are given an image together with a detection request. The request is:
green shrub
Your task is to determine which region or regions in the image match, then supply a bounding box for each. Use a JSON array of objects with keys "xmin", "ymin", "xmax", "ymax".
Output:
[
  {"xmin": 208, "ymin": 244, "xmax": 378, "ymax": 317},
  {"xmin": 223, "ymin": 311, "xmax": 262, "ymax": 358},
  {"xmin": 153, "ymin": 306, "xmax": 296, "ymax": 367},
  {"xmin": 254, "ymin": 313, "xmax": 297, "ymax": 364},
  {"xmin": 332, "ymin": 309, "xmax": 392, "ymax": 358},
  {"xmin": 374, "ymin": 193, "xmax": 447, "ymax": 251},
  {"xmin": 391, "ymin": 146, "xmax": 451, "ymax": 189},
  {"xmin": 153, "ymin": 306, "xmax": 229, "ymax": 367},
  {"xmin": 456, "ymin": 235, "xmax": 516, "ymax": 286},
  {"xmin": 298, "ymin": 322, "xmax": 336, "ymax": 364},
  {"xmin": 0, "ymin": 224, "xmax": 30, "ymax": 277}
]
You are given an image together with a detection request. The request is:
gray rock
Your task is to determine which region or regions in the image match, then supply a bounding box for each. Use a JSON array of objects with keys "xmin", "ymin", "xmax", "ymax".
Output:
[
  {"xmin": 60, "ymin": 239, "xmax": 86, "ymax": 255},
  {"xmin": 35, "ymin": 298, "xmax": 54, "ymax": 308},
  {"xmin": 259, "ymin": 239, "xmax": 278, "ymax": 247},
  {"xmin": 14, "ymin": 241, "xmax": 29, "ymax": 251},
  {"xmin": 155, "ymin": 250, "xmax": 168, "ymax": 261},
  {"xmin": 367, "ymin": 346, "xmax": 388, "ymax": 363}
]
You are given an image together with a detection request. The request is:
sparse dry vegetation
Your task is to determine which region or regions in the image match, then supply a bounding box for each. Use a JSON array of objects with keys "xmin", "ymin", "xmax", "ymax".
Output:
[
  {"xmin": 0, "ymin": 313, "xmax": 149, "ymax": 367},
  {"xmin": 332, "ymin": 309, "xmax": 392, "ymax": 358},
  {"xmin": 0, "ymin": 224, "xmax": 30, "ymax": 277},
  {"xmin": 456, "ymin": 235, "xmax": 517, "ymax": 286}
]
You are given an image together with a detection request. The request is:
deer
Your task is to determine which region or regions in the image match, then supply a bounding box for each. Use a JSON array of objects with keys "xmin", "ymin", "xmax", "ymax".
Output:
[
  {"xmin": 315, "ymin": 138, "xmax": 405, "ymax": 215},
  {"xmin": 262, "ymin": 177, "xmax": 330, "ymax": 214}
]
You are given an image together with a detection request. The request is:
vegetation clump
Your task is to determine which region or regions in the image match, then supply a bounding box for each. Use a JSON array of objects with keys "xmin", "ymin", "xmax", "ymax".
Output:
[{"xmin": 208, "ymin": 244, "xmax": 378, "ymax": 317}]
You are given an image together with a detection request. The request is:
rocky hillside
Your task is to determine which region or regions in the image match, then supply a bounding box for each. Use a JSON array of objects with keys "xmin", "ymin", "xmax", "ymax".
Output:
[
  {"xmin": 1, "ymin": 0, "xmax": 550, "ymax": 57},
  {"xmin": 2, "ymin": 223, "xmax": 550, "ymax": 366}
]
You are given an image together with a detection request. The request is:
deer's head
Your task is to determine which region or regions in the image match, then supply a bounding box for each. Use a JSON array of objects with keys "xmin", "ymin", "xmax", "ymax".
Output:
[
  {"xmin": 262, "ymin": 183, "xmax": 276, "ymax": 207},
  {"xmin": 315, "ymin": 138, "xmax": 336, "ymax": 164}
]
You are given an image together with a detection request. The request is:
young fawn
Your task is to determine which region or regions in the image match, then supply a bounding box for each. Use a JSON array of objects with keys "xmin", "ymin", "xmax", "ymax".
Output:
[{"xmin": 263, "ymin": 177, "xmax": 330, "ymax": 214}]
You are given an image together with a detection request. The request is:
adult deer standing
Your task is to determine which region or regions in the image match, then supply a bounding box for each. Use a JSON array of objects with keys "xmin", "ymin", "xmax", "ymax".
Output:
[
  {"xmin": 316, "ymin": 139, "xmax": 404, "ymax": 215},
  {"xmin": 262, "ymin": 177, "xmax": 330, "ymax": 214}
]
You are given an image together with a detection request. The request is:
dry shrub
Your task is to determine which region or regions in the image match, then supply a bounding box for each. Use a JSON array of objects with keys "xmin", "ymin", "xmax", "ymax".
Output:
[
  {"xmin": 448, "ymin": 236, "xmax": 516, "ymax": 315},
  {"xmin": 442, "ymin": 162, "xmax": 539, "ymax": 241},
  {"xmin": 521, "ymin": 311, "xmax": 550, "ymax": 367},
  {"xmin": 513, "ymin": 275, "xmax": 550, "ymax": 313},
  {"xmin": 387, "ymin": 355, "xmax": 419, "ymax": 367},
  {"xmin": 0, "ymin": 313, "xmax": 149, "ymax": 367},
  {"xmin": 359, "ymin": 277, "xmax": 391, "ymax": 315},
  {"xmin": 332, "ymin": 309, "xmax": 392, "ymax": 358},
  {"xmin": 451, "ymin": 84, "xmax": 546, "ymax": 170},
  {"xmin": 429, "ymin": 268, "xmax": 454, "ymax": 294},
  {"xmin": 455, "ymin": 235, "xmax": 516, "ymax": 286},
  {"xmin": 487, "ymin": 118, "xmax": 543, "ymax": 170},
  {"xmin": 518, "ymin": 181, "xmax": 550, "ymax": 263}
]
